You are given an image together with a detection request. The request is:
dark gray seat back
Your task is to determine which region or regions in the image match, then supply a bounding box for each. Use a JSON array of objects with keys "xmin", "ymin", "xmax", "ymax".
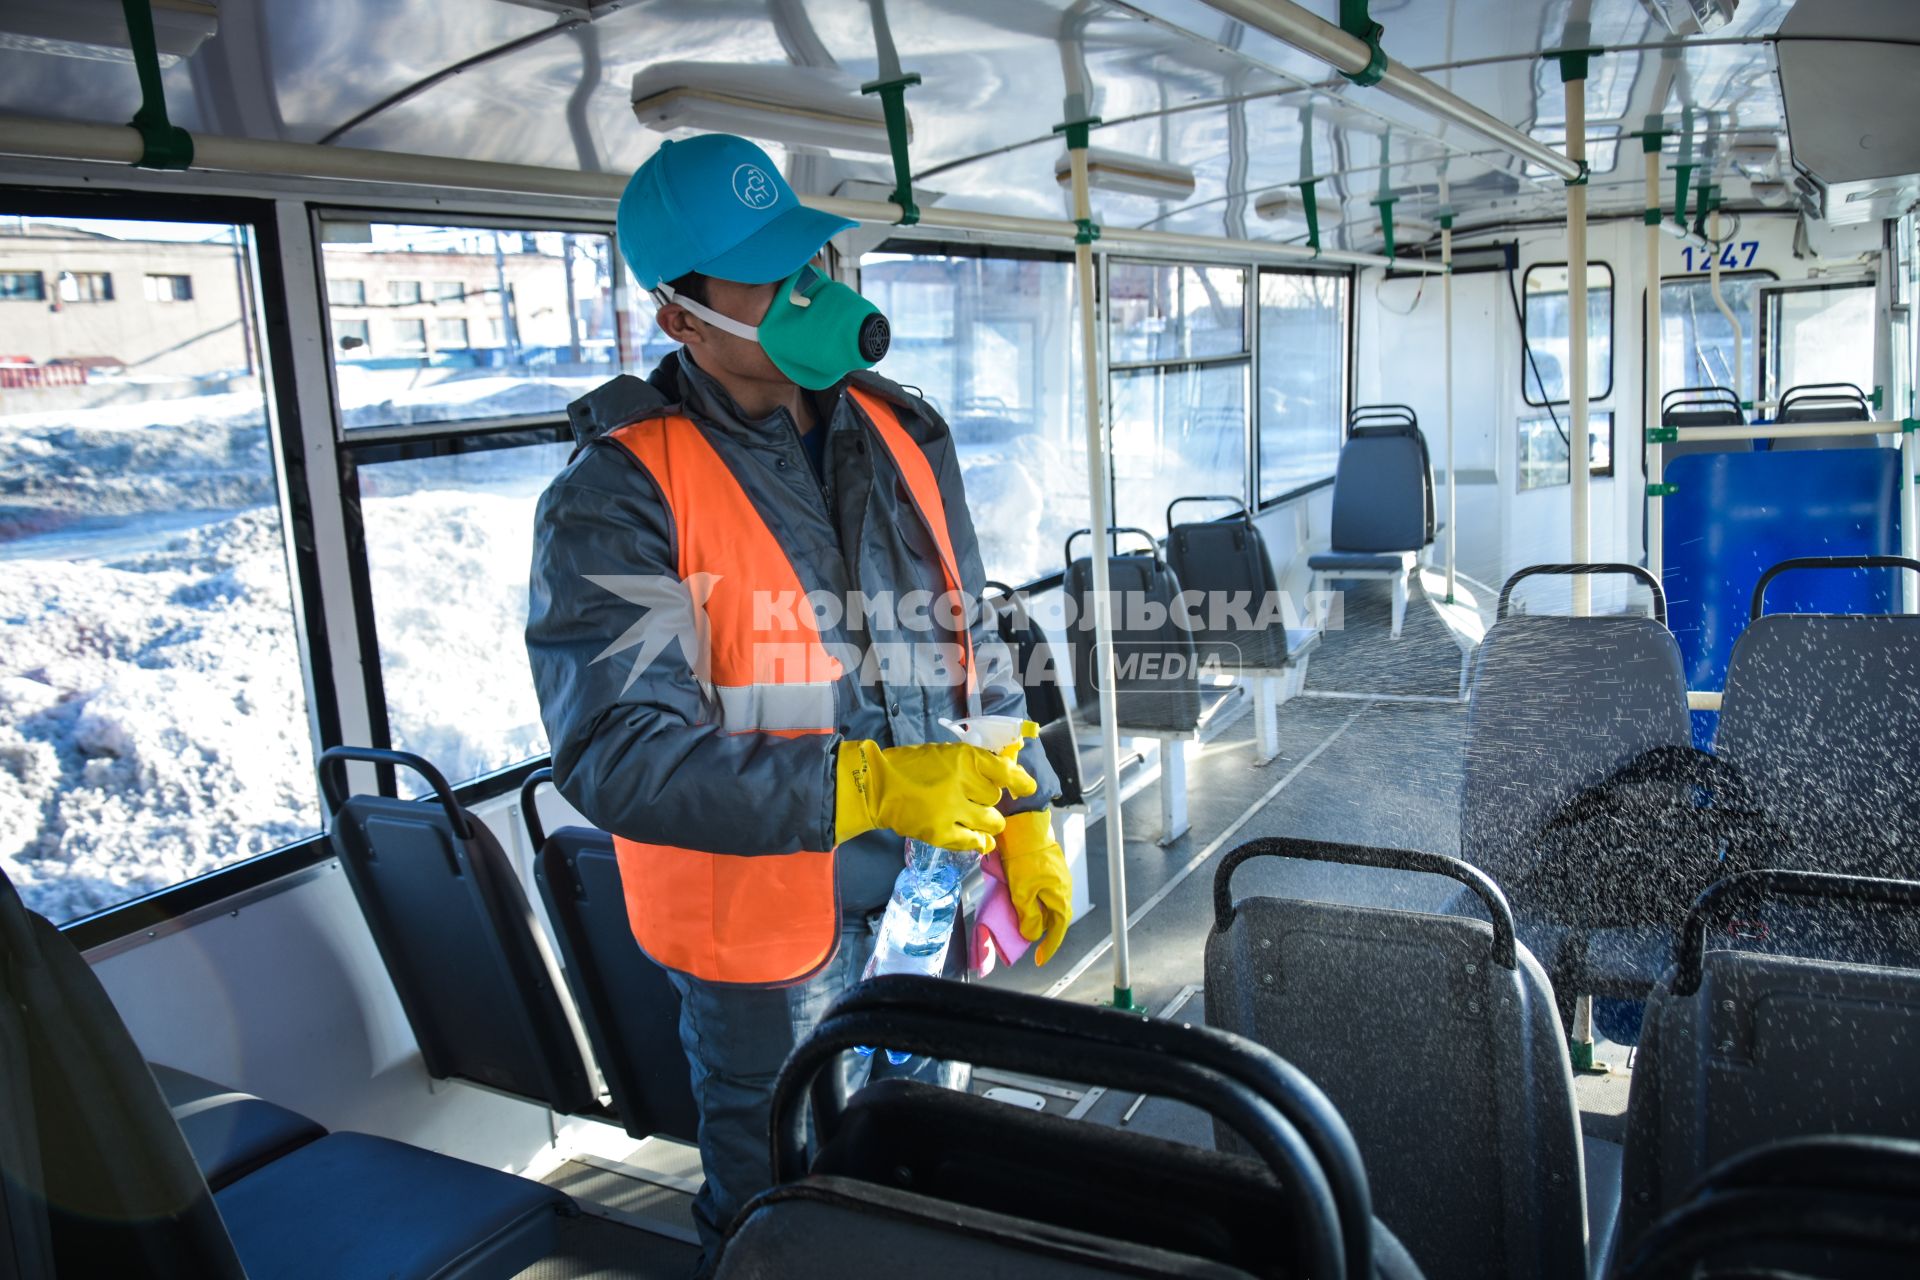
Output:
[
  {"xmin": 984, "ymin": 583, "xmax": 1086, "ymax": 805},
  {"xmin": 0, "ymin": 868, "xmax": 245, "ymax": 1279},
  {"xmin": 1462, "ymin": 615, "xmax": 1691, "ymax": 888},
  {"xmin": 321, "ymin": 748, "xmax": 596, "ymax": 1114},
  {"xmin": 521, "ymin": 775, "xmax": 699, "ymax": 1143},
  {"xmin": 1328, "ymin": 429, "xmax": 1430, "ymax": 554},
  {"xmin": 1166, "ymin": 497, "xmax": 1312, "ymax": 672},
  {"xmin": 1205, "ymin": 838, "xmax": 1585, "ymax": 1280},
  {"xmin": 1617, "ymin": 871, "xmax": 1920, "ymax": 1257},
  {"xmin": 1716, "ymin": 613, "xmax": 1920, "ymax": 876},
  {"xmin": 1065, "ymin": 528, "xmax": 1202, "ymax": 733}
]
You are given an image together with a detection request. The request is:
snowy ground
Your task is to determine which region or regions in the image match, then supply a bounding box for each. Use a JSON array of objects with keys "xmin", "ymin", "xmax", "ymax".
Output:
[{"xmin": 0, "ymin": 386, "xmax": 574, "ymax": 924}]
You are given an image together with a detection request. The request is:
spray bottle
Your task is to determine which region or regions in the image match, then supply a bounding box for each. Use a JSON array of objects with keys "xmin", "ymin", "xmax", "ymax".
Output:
[{"xmin": 856, "ymin": 716, "xmax": 1034, "ymax": 1063}]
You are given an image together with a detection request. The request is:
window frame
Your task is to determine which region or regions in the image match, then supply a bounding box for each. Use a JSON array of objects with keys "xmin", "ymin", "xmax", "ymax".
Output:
[
  {"xmin": 57, "ymin": 269, "xmax": 115, "ymax": 303},
  {"xmin": 1520, "ymin": 260, "xmax": 1616, "ymax": 407},
  {"xmin": 1755, "ymin": 277, "xmax": 1880, "ymax": 408},
  {"xmin": 315, "ymin": 207, "xmax": 635, "ymax": 442},
  {"xmin": 1637, "ymin": 268, "xmax": 1777, "ymax": 469},
  {"xmin": 0, "ymin": 186, "xmax": 346, "ymax": 950},
  {"xmin": 1253, "ymin": 264, "xmax": 1352, "ymax": 507},
  {"xmin": 0, "ymin": 269, "xmax": 47, "ymax": 301},
  {"xmin": 142, "ymin": 271, "xmax": 194, "ymax": 302}
]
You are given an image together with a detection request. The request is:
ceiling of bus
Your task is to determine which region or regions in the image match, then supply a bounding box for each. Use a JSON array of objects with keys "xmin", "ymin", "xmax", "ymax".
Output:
[{"xmin": 3, "ymin": 0, "xmax": 1899, "ymax": 253}]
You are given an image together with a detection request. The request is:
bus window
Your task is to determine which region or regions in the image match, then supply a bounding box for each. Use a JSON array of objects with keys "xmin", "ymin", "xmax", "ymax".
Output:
[
  {"xmin": 1760, "ymin": 280, "xmax": 1877, "ymax": 405},
  {"xmin": 0, "ymin": 214, "xmax": 319, "ymax": 924},
  {"xmin": 860, "ymin": 249, "xmax": 1088, "ymax": 587},
  {"xmin": 1523, "ymin": 262, "xmax": 1614, "ymax": 405},
  {"xmin": 1660, "ymin": 271, "xmax": 1771, "ymax": 406},
  {"xmin": 1257, "ymin": 269, "xmax": 1349, "ymax": 500}
]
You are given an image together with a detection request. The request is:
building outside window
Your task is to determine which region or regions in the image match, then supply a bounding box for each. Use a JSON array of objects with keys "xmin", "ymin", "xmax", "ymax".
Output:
[
  {"xmin": 391, "ymin": 318, "xmax": 427, "ymax": 351},
  {"xmin": 143, "ymin": 273, "xmax": 193, "ymax": 302},
  {"xmin": 57, "ymin": 271, "xmax": 114, "ymax": 303},
  {"xmin": 321, "ymin": 219, "xmax": 631, "ymax": 429},
  {"xmin": 335, "ymin": 318, "xmax": 371, "ymax": 351},
  {"xmin": 0, "ymin": 270, "xmax": 44, "ymax": 301}
]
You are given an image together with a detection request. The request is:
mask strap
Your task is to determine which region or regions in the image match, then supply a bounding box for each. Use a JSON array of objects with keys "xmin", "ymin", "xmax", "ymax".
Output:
[{"xmin": 654, "ymin": 283, "xmax": 760, "ymax": 343}]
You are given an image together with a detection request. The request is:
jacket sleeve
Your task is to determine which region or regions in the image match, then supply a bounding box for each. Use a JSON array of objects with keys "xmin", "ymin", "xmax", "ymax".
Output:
[
  {"xmin": 912, "ymin": 399, "xmax": 1061, "ymax": 816},
  {"xmin": 525, "ymin": 444, "xmax": 839, "ymax": 853}
]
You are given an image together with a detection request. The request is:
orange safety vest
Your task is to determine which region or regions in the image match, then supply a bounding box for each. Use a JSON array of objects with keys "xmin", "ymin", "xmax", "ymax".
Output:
[{"xmin": 606, "ymin": 387, "xmax": 973, "ymax": 985}]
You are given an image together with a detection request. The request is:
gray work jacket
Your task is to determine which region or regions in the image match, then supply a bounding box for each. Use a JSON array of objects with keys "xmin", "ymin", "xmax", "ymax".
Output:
[{"xmin": 526, "ymin": 349, "xmax": 1055, "ymax": 915}]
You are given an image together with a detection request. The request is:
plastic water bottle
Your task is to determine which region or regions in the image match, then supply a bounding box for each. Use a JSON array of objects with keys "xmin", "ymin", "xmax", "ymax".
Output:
[
  {"xmin": 854, "ymin": 715, "xmax": 1033, "ymax": 1065},
  {"xmin": 857, "ymin": 841, "xmax": 970, "ymax": 1064}
]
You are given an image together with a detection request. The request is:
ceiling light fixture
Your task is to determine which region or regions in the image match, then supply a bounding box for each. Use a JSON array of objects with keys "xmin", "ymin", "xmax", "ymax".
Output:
[
  {"xmin": 1253, "ymin": 190, "xmax": 1345, "ymax": 227},
  {"xmin": 0, "ymin": 0, "xmax": 216, "ymax": 64},
  {"xmin": 1054, "ymin": 148, "xmax": 1197, "ymax": 201},
  {"xmin": 631, "ymin": 63, "xmax": 902, "ymax": 156}
]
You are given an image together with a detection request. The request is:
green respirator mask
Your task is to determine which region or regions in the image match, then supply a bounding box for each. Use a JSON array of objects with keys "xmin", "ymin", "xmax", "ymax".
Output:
[{"xmin": 656, "ymin": 264, "xmax": 891, "ymax": 391}]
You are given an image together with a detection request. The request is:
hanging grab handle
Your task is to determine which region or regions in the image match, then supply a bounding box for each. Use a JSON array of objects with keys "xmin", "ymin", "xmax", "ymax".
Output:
[{"xmin": 1497, "ymin": 563, "xmax": 1667, "ymax": 626}]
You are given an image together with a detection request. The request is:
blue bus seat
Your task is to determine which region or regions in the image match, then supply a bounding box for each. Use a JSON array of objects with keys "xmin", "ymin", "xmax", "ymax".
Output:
[
  {"xmin": 522, "ymin": 770, "xmax": 701, "ymax": 1145},
  {"xmin": 320, "ymin": 747, "xmax": 598, "ymax": 1115},
  {"xmin": 1309, "ymin": 416, "xmax": 1433, "ymax": 638},
  {"xmin": 1768, "ymin": 381, "xmax": 1875, "ymax": 450},
  {"xmin": 148, "ymin": 1064, "xmax": 326, "ymax": 1191},
  {"xmin": 1206, "ymin": 838, "xmax": 1594, "ymax": 1280},
  {"xmin": 0, "ymin": 865, "xmax": 573, "ymax": 1280}
]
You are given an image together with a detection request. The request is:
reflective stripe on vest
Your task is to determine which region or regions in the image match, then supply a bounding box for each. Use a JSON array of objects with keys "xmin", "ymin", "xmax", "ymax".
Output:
[{"xmin": 603, "ymin": 390, "xmax": 971, "ymax": 985}]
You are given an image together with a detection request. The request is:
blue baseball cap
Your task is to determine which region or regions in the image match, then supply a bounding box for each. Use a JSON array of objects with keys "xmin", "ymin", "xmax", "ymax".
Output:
[{"xmin": 617, "ymin": 134, "xmax": 858, "ymax": 290}]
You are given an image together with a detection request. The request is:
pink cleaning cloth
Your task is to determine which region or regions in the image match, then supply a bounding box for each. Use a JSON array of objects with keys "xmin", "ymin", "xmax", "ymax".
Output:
[{"xmin": 971, "ymin": 850, "xmax": 1032, "ymax": 974}]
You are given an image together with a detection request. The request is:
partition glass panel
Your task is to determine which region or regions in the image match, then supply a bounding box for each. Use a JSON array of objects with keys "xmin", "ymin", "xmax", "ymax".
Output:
[
  {"xmin": 1761, "ymin": 281, "xmax": 1876, "ymax": 404},
  {"xmin": 1660, "ymin": 272, "xmax": 1769, "ymax": 406}
]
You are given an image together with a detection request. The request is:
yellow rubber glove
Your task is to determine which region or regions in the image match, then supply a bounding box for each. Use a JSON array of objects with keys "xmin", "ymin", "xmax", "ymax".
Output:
[
  {"xmin": 835, "ymin": 740, "xmax": 1036, "ymax": 854},
  {"xmin": 997, "ymin": 808, "xmax": 1072, "ymax": 966}
]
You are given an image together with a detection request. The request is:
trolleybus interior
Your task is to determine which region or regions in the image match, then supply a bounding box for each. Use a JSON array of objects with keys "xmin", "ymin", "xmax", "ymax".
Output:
[{"xmin": 4, "ymin": 1, "xmax": 1920, "ymax": 1277}]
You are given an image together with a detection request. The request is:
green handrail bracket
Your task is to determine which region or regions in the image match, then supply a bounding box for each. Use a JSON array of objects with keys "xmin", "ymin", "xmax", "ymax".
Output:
[
  {"xmin": 1551, "ymin": 46, "xmax": 1603, "ymax": 85},
  {"xmin": 121, "ymin": 0, "xmax": 193, "ymax": 170},
  {"xmin": 1648, "ymin": 425, "xmax": 1679, "ymax": 444},
  {"xmin": 1338, "ymin": 0, "xmax": 1388, "ymax": 87},
  {"xmin": 1373, "ymin": 195, "xmax": 1397, "ymax": 260},
  {"xmin": 1053, "ymin": 115, "xmax": 1105, "ymax": 244},
  {"xmin": 1900, "ymin": 417, "xmax": 1919, "ymax": 433},
  {"xmin": 1301, "ymin": 178, "xmax": 1322, "ymax": 256},
  {"xmin": 860, "ymin": 71, "xmax": 922, "ymax": 226},
  {"xmin": 1648, "ymin": 482, "xmax": 1680, "ymax": 498}
]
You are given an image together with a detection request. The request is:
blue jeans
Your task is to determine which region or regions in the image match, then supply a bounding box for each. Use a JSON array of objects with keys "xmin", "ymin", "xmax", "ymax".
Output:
[{"xmin": 664, "ymin": 912, "xmax": 966, "ymax": 1277}]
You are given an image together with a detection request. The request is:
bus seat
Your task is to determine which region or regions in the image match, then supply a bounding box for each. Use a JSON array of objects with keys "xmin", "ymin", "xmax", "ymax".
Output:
[
  {"xmin": 1309, "ymin": 418, "xmax": 1433, "ymax": 639},
  {"xmin": 1065, "ymin": 527, "xmax": 1203, "ymax": 844},
  {"xmin": 983, "ymin": 581, "xmax": 1086, "ymax": 806},
  {"xmin": 0, "ymin": 865, "xmax": 573, "ymax": 1280},
  {"xmin": 1716, "ymin": 587, "xmax": 1920, "ymax": 875},
  {"xmin": 1612, "ymin": 1135, "xmax": 1920, "ymax": 1280},
  {"xmin": 148, "ymin": 1064, "xmax": 326, "ymax": 1191},
  {"xmin": 1615, "ymin": 871, "xmax": 1920, "ymax": 1261},
  {"xmin": 1166, "ymin": 496, "xmax": 1321, "ymax": 764},
  {"xmin": 1206, "ymin": 838, "xmax": 1591, "ymax": 1280},
  {"xmin": 319, "ymin": 746, "xmax": 597, "ymax": 1116},
  {"xmin": 1768, "ymin": 381, "xmax": 1876, "ymax": 450},
  {"xmin": 521, "ymin": 770, "xmax": 701, "ymax": 1145},
  {"xmin": 1064, "ymin": 526, "xmax": 1203, "ymax": 735},
  {"xmin": 1458, "ymin": 566, "xmax": 1691, "ymax": 1006},
  {"xmin": 716, "ymin": 976, "xmax": 1420, "ymax": 1280}
]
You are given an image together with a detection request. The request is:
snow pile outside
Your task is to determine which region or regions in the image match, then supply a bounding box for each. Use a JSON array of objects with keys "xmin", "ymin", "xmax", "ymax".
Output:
[
  {"xmin": 1, "ymin": 508, "xmax": 321, "ymax": 924},
  {"xmin": 0, "ymin": 389, "xmax": 573, "ymax": 925}
]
